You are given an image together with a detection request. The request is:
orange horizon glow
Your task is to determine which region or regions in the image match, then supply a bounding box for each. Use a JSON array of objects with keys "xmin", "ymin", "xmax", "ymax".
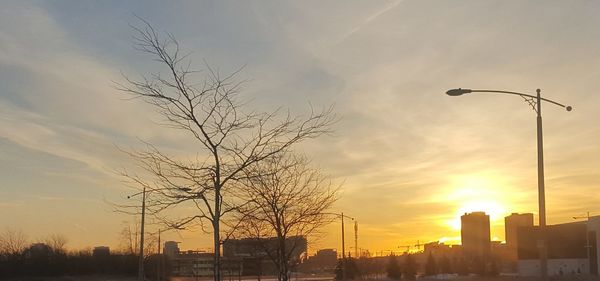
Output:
[{"xmin": 1, "ymin": 1, "xmax": 598, "ymax": 257}]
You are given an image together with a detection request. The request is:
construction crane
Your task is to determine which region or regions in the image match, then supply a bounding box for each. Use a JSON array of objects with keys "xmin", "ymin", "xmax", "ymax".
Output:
[
  {"xmin": 381, "ymin": 249, "xmax": 396, "ymax": 256},
  {"xmin": 413, "ymin": 240, "xmax": 425, "ymax": 252},
  {"xmin": 398, "ymin": 245, "xmax": 411, "ymax": 254}
]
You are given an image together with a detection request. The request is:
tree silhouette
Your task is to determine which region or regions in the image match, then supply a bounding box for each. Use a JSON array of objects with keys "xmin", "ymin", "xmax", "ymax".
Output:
[
  {"xmin": 386, "ymin": 254, "xmax": 402, "ymax": 280},
  {"xmin": 236, "ymin": 152, "xmax": 338, "ymax": 281},
  {"xmin": 403, "ymin": 254, "xmax": 417, "ymax": 280},
  {"xmin": 438, "ymin": 255, "xmax": 452, "ymax": 274},
  {"xmin": 115, "ymin": 18, "xmax": 336, "ymax": 281},
  {"xmin": 424, "ymin": 253, "xmax": 437, "ymax": 276},
  {"xmin": 487, "ymin": 258, "xmax": 499, "ymax": 277},
  {"xmin": 145, "ymin": 254, "xmax": 173, "ymax": 281},
  {"xmin": 335, "ymin": 257, "xmax": 360, "ymax": 280},
  {"xmin": 454, "ymin": 258, "xmax": 468, "ymax": 276},
  {"xmin": 471, "ymin": 258, "xmax": 485, "ymax": 276}
]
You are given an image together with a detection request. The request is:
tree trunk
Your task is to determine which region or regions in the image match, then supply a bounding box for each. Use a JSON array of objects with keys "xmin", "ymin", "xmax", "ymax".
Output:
[
  {"xmin": 214, "ymin": 155, "xmax": 222, "ymax": 281},
  {"xmin": 214, "ymin": 180, "xmax": 221, "ymax": 281},
  {"xmin": 279, "ymin": 237, "xmax": 288, "ymax": 281},
  {"xmin": 214, "ymin": 219, "xmax": 221, "ymax": 281}
]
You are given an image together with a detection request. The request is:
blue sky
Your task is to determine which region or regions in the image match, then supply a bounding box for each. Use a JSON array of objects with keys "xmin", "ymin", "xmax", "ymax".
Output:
[{"xmin": 2, "ymin": 0, "xmax": 600, "ymax": 253}]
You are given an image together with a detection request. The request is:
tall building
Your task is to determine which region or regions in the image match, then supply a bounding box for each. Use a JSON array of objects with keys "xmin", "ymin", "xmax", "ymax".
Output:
[
  {"xmin": 505, "ymin": 213, "xmax": 534, "ymax": 261},
  {"xmin": 461, "ymin": 211, "xmax": 491, "ymax": 258},
  {"xmin": 164, "ymin": 241, "xmax": 180, "ymax": 258}
]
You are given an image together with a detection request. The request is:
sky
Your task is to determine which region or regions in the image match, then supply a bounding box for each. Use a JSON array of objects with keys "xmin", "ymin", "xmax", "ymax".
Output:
[{"xmin": 2, "ymin": 0, "xmax": 600, "ymax": 255}]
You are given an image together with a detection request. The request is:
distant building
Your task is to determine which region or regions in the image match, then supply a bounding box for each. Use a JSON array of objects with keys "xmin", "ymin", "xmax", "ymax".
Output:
[
  {"xmin": 586, "ymin": 216, "xmax": 600, "ymax": 275},
  {"xmin": 517, "ymin": 221, "xmax": 591, "ymax": 276},
  {"xmin": 23, "ymin": 243, "xmax": 52, "ymax": 259},
  {"xmin": 92, "ymin": 246, "xmax": 110, "ymax": 257},
  {"xmin": 172, "ymin": 251, "xmax": 215, "ymax": 277},
  {"xmin": 164, "ymin": 241, "xmax": 180, "ymax": 258},
  {"xmin": 298, "ymin": 249, "xmax": 338, "ymax": 273},
  {"xmin": 223, "ymin": 235, "xmax": 307, "ymax": 261},
  {"xmin": 461, "ymin": 212, "xmax": 491, "ymax": 258},
  {"xmin": 223, "ymin": 236, "xmax": 307, "ymax": 276},
  {"xmin": 505, "ymin": 213, "xmax": 534, "ymax": 261},
  {"xmin": 423, "ymin": 241, "xmax": 451, "ymax": 258},
  {"xmin": 490, "ymin": 240, "xmax": 511, "ymax": 270}
]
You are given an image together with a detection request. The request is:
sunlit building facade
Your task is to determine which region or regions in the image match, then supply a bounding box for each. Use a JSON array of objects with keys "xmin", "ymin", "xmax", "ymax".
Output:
[
  {"xmin": 461, "ymin": 211, "xmax": 491, "ymax": 258},
  {"xmin": 505, "ymin": 213, "xmax": 534, "ymax": 261},
  {"xmin": 163, "ymin": 241, "xmax": 180, "ymax": 259}
]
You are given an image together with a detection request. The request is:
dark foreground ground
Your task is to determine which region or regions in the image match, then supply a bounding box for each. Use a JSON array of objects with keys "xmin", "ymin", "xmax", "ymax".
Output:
[
  {"xmin": 0, "ymin": 276, "xmax": 136, "ymax": 281},
  {"xmin": 3, "ymin": 276, "xmax": 600, "ymax": 281}
]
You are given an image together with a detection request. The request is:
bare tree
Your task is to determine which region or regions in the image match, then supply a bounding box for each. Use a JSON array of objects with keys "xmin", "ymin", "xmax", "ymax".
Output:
[
  {"xmin": 117, "ymin": 221, "xmax": 158, "ymax": 257},
  {"xmin": 44, "ymin": 234, "xmax": 68, "ymax": 253},
  {"xmin": 236, "ymin": 152, "xmax": 339, "ymax": 281},
  {"xmin": 0, "ymin": 228, "xmax": 28, "ymax": 255},
  {"xmin": 115, "ymin": 18, "xmax": 336, "ymax": 281}
]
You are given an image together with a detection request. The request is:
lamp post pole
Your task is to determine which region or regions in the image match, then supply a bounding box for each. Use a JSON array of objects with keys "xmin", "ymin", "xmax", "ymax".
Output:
[
  {"xmin": 354, "ymin": 221, "xmax": 358, "ymax": 258},
  {"xmin": 446, "ymin": 88, "xmax": 571, "ymax": 280},
  {"xmin": 324, "ymin": 212, "xmax": 355, "ymax": 281},
  {"xmin": 535, "ymin": 89, "xmax": 548, "ymax": 280},
  {"xmin": 128, "ymin": 187, "xmax": 149, "ymax": 281},
  {"xmin": 341, "ymin": 212, "xmax": 346, "ymax": 281}
]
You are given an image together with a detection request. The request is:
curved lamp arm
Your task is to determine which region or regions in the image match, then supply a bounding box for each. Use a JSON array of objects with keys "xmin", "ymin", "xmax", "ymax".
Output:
[{"xmin": 446, "ymin": 88, "xmax": 572, "ymax": 111}]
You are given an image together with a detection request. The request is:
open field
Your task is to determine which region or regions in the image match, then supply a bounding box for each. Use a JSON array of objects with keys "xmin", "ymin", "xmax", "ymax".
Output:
[{"xmin": 4, "ymin": 275, "xmax": 600, "ymax": 281}]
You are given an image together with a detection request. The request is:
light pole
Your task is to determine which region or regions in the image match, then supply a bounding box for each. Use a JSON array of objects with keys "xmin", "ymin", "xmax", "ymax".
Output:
[
  {"xmin": 128, "ymin": 187, "xmax": 149, "ymax": 281},
  {"xmin": 354, "ymin": 221, "xmax": 358, "ymax": 258},
  {"xmin": 340, "ymin": 212, "xmax": 355, "ymax": 281},
  {"xmin": 157, "ymin": 228, "xmax": 161, "ymax": 281},
  {"xmin": 324, "ymin": 212, "xmax": 355, "ymax": 281},
  {"xmin": 156, "ymin": 228, "xmax": 170, "ymax": 281},
  {"xmin": 446, "ymin": 88, "xmax": 572, "ymax": 280}
]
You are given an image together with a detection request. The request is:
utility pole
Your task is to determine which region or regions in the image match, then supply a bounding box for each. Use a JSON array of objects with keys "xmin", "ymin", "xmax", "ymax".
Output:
[
  {"xmin": 157, "ymin": 229, "xmax": 161, "ymax": 281},
  {"xmin": 354, "ymin": 221, "xmax": 358, "ymax": 258},
  {"xmin": 139, "ymin": 188, "xmax": 146, "ymax": 281},
  {"xmin": 128, "ymin": 187, "xmax": 147, "ymax": 281},
  {"xmin": 341, "ymin": 212, "xmax": 346, "ymax": 281}
]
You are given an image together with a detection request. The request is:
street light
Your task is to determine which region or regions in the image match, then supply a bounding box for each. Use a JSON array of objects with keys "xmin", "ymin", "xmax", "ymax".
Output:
[
  {"xmin": 324, "ymin": 212, "xmax": 355, "ymax": 281},
  {"xmin": 340, "ymin": 212, "xmax": 355, "ymax": 281},
  {"xmin": 156, "ymin": 228, "xmax": 171, "ymax": 281},
  {"xmin": 446, "ymin": 88, "xmax": 572, "ymax": 280},
  {"xmin": 128, "ymin": 187, "xmax": 149, "ymax": 281}
]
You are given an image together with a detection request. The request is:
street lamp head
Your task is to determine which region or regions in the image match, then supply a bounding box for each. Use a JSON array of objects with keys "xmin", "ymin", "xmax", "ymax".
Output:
[
  {"xmin": 446, "ymin": 88, "xmax": 472, "ymax": 96},
  {"xmin": 566, "ymin": 106, "xmax": 572, "ymax": 112}
]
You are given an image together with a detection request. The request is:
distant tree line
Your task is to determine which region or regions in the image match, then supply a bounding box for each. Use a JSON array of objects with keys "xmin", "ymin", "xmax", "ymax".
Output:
[
  {"xmin": 330, "ymin": 252, "xmax": 499, "ymax": 280},
  {"xmin": 0, "ymin": 229, "xmax": 167, "ymax": 279}
]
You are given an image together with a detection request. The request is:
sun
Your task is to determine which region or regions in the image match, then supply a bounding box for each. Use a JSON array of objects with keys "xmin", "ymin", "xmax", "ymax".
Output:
[{"xmin": 445, "ymin": 174, "xmax": 511, "ymax": 230}]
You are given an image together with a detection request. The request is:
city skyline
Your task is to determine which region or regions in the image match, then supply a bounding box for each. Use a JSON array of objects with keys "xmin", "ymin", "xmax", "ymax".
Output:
[{"xmin": 2, "ymin": 1, "xmax": 600, "ymax": 255}]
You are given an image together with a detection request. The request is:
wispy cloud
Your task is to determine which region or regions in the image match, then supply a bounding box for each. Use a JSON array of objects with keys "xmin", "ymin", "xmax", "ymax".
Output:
[{"xmin": 1, "ymin": 1, "xmax": 599, "ymax": 251}]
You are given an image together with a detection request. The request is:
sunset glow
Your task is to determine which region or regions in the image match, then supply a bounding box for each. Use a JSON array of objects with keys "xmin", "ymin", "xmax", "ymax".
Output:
[
  {"xmin": 451, "ymin": 175, "xmax": 509, "ymax": 228},
  {"xmin": 1, "ymin": 1, "xmax": 598, "ymax": 258}
]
